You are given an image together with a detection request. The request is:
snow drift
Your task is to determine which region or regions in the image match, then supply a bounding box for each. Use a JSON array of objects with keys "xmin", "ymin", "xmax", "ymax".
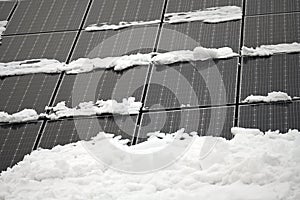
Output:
[{"xmin": 242, "ymin": 91, "xmax": 293, "ymax": 103}]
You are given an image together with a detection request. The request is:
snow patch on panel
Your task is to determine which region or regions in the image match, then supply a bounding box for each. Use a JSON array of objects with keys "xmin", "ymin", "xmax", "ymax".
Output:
[{"xmin": 242, "ymin": 91, "xmax": 293, "ymax": 103}]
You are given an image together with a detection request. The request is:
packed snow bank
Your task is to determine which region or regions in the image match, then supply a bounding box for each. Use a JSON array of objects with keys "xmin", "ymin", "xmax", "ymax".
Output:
[
  {"xmin": 43, "ymin": 97, "xmax": 142, "ymax": 120},
  {"xmin": 0, "ymin": 20, "xmax": 7, "ymax": 44},
  {"xmin": 0, "ymin": 46, "xmax": 238, "ymax": 76},
  {"xmin": 85, "ymin": 6, "xmax": 242, "ymax": 31},
  {"xmin": 0, "ymin": 109, "xmax": 39, "ymax": 123},
  {"xmin": 1, "ymin": 127, "xmax": 300, "ymax": 200},
  {"xmin": 242, "ymin": 42, "xmax": 300, "ymax": 57},
  {"xmin": 242, "ymin": 91, "xmax": 293, "ymax": 103},
  {"xmin": 0, "ymin": 97, "xmax": 142, "ymax": 123}
]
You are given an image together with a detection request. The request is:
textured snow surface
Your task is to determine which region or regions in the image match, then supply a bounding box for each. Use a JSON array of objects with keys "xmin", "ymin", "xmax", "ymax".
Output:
[
  {"xmin": 0, "ymin": 97, "xmax": 142, "ymax": 123},
  {"xmin": 242, "ymin": 42, "xmax": 300, "ymax": 57},
  {"xmin": 242, "ymin": 91, "xmax": 293, "ymax": 103},
  {"xmin": 85, "ymin": 6, "xmax": 242, "ymax": 31},
  {"xmin": 44, "ymin": 97, "xmax": 142, "ymax": 120},
  {"xmin": 0, "ymin": 46, "xmax": 238, "ymax": 76},
  {"xmin": 0, "ymin": 20, "xmax": 7, "ymax": 44},
  {"xmin": 0, "ymin": 109, "xmax": 39, "ymax": 123},
  {"xmin": 1, "ymin": 128, "xmax": 300, "ymax": 200}
]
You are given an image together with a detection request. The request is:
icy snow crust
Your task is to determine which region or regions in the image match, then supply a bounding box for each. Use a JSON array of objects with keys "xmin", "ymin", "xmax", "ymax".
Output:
[
  {"xmin": 85, "ymin": 6, "xmax": 242, "ymax": 31},
  {"xmin": 0, "ymin": 20, "xmax": 7, "ymax": 44},
  {"xmin": 1, "ymin": 127, "xmax": 300, "ymax": 199},
  {"xmin": 242, "ymin": 91, "xmax": 293, "ymax": 103},
  {"xmin": 0, "ymin": 97, "xmax": 142, "ymax": 123},
  {"xmin": 0, "ymin": 46, "xmax": 238, "ymax": 76},
  {"xmin": 242, "ymin": 42, "xmax": 300, "ymax": 57}
]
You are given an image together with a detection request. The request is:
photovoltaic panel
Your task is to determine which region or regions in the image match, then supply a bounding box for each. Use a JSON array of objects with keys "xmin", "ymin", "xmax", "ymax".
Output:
[
  {"xmin": 158, "ymin": 21, "xmax": 241, "ymax": 53},
  {"xmin": 246, "ymin": 0, "xmax": 300, "ymax": 16},
  {"xmin": 53, "ymin": 66, "xmax": 148, "ymax": 108},
  {"xmin": 0, "ymin": 73, "xmax": 59, "ymax": 113},
  {"xmin": 71, "ymin": 27, "xmax": 159, "ymax": 60},
  {"xmin": 137, "ymin": 106, "xmax": 235, "ymax": 143},
  {"xmin": 84, "ymin": 0, "xmax": 164, "ymax": 27},
  {"xmin": 238, "ymin": 101, "xmax": 300, "ymax": 133},
  {"xmin": 0, "ymin": 0, "xmax": 16, "ymax": 20},
  {"xmin": 244, "ymin": 13, "xmax": 300, "ymax": 47},
  {"xmin": 240, "ymin": 53, "xmax": 300, "ymax": 102},
  {"xmin": 4, "ymin": 0, "xmax": 90, "ymax": 35},
  {"xmin": 0, "ymin": 31, "xmax": 77, "ymax": 62},
  {"xmin": 39, "ymin": 115, "xmax": 137, "ymax": 149},
  {"xmin": 165, "ymin": 0, "xmax": 242, "ymax": 13},
  {"xmin": 144, "ymin": 58, "xmax": 238, "ymax": 110},
  {"xmin": 0, "ymin": 122, "xmax": 42, "ymax": 172}
]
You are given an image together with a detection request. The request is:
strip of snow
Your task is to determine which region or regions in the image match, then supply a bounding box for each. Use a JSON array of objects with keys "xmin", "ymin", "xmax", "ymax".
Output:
[
  {"xmin": 0, "ymin": 46, "xmax": 238, "ymax": 76},
  {"xmin": 1, "ymin": 127, "xmax": 300, "ymax": 199},
  {"xmin": 0, "ymin": 20, "xmax": 8, "ymax": 44},
  {"xmin": 0, "ymin": 109, "xmax": 39, "ymax": 123},
  {"xmin": 242, "ymin": 42, "xmax": 300, "ymax": 57},
  {"xmin": 242, "ymin": 91, "xmax": 293, "ymax": 103},
  {"xmin": 43, "ymin": 97, "xmax": 142, "ymax": 120},
  {"xmin": 85, "ymin": 6, "xmax": 242, "ymax": 31}
]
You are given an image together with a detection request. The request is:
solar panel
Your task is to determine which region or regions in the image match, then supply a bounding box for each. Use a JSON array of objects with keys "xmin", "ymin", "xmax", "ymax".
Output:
[
  {"xmin": 240, "ymin": 54, "xmax": 300, "ymax": 102},
  {"xmin": 0, "ymin": 121, "xmax": 42, "ymax": 172},
  {"xmin": 137, "ymin": 106, "xmax": 235, "ymax": 143},
  {"xmin": 53, "ymin": 66, "xmax": 148, "ymax": 107},
  {"xmin": 0, "ymin": 31, "xmax": 77, "ymax": 62},
  {"xmin": 238, "ymin": 101, "xmax": 300, "ymax": 132},
  {"xmin": 39, "ymin": 115, "xmax": 137, "ymax": 149},
  {"xmin": 84, "ymin": 0, "xmax": 164, "ymax": 26},
  {"xmin": 4, "ymin": 0, "xmax": 90, "ymax": 35},
  {"xmin": 0, "ymin": 0, "xmax": 16, "ymax": 20},
  {"xmin": 246, "ymin": 0, "xmax": 300, "ymax": 16},
  {"xmin": 144, "ymin": 58, "xmax": 238, "ymax": 110},
  {"xmin": 158, "ymin": 21, "xmax": 241, "ymax": 53},
  {"xmin": 244, "ymin": 13, "xmax": 300, "ymax": 47}
]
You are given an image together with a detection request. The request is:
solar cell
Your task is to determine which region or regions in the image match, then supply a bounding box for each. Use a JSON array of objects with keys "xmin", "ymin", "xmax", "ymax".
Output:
[
  {"xmin": 144, "ymin": 58, "xmax": 238, "ymax": 110},
  {"xmin": 0, "ymin": 31, "xmax": 77, "ymax": 62},
  {"xmin": 39, "ymin": 115, "xmax": 137, "ymax": 149},
  {"xmin": 246, "ymin": 0, "xmax": 300, "ymax": 16},
  {"xmin": 0, "ymin": 0, "xmax": 16, "ymax": 20},
  {"xmin": 137, "ymin": 106, "xmax": 235, "ymax": 143},
  {"xmin": 240, "ymin": 53, "xmax": 300, "ymax": 102},
  {"xmin": 84, "ymin": 0, "xmax": 164, "ymax": 27},
  {"xmin": 244, "ymin": 13, "xmax": 300, "ymax": 47},
  {"xmin": 238, "ymin": 101, "xmax": 300, "ymax": 132},
  {"xmin": 158, "ymin": 21, "xmax": 241, "ymax": 54},
  {"xmin": 0, "ymin": 121, "xmax": 42, "ymax": 172},
  {"xmin": 4, "ymin": 0, "xmax": 90, "ymax": 35}
]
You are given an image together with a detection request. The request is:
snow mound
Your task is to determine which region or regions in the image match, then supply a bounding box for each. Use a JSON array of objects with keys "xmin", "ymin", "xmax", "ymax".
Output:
[
  {"xmin": 0, "ymin": 109, "xmax": 39, "ymax": 123},
  {"xmin": 0, "ymin": 20, "xmax": 7, "ymax": 44},
  {"xmin": 242, "ymin": 91, "xmax": 293, "ymax": 103},
  {"xmin": 242, "ymin": 42, "xmax": 300, "ymax": 57},
  {"xmin": 0, "ymin": 46, "xmax": 238, "ymax": 76},
  {"xmin": 0, "ymin": 127, "xmax": 300, "ymax": 199},
  {"xmin": 85, "ymin": 6, "xmax": 242, "ymax": 31}
]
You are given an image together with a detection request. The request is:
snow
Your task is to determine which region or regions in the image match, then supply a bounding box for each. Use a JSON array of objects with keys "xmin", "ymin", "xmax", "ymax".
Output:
[
  {"xmin": 242, "ymin": 91, "xmax": 293, "ymax": 103},
  {"xmin": 0, "ymin": 109, "xmax": 39, "ymax": 123},
  {"xmin": 85, "ymin": 6, "xmax": 242, "ymax": 31},
  {"xmin": 0, "ymin": 46, "xmax": 238, "ymax": 76},
  {"xmin": 0, "ymin": 97, "xmax": 142, "ymax": 123},
  {"xmin": 44, "ymin": 97, "xmax": 142, "ymax": 120},
  {"xmin": 242, "ymin": 42, "xmax": 300, "ymax": 57},
  {"xmin": 0, "ymin": 20, "xmax": 7, "ymax": 44},
  {"xmin": 1, "ymin": 127, "xmax": 300, "ymax": 199}
]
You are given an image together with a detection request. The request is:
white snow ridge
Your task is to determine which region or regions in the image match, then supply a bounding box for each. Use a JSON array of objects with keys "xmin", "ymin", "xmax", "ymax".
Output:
[
  {"xmin": 1, "ymin": 127, "xmax": 300, "ymax": 199},
  {"xmin": 242, "ymin": 42, "xmax": 300, "ymax": 57},
  {"xmin": 85, "ymin": 6, "xmax": 242, "ymax": 31},
  {"xmin": 0, "ymin": 20, "xmax": 8, "ymax": 44},
  {"xmin": 0, "ymin": 109, "xmax": 39, "ymax": 123},
  {"xmin": 0, "ymin": 46, "xmax": 238, "ymax": 76},
  {"xmin": 242, "ymin": 91, "xmax": 293, "ymax": 103}
]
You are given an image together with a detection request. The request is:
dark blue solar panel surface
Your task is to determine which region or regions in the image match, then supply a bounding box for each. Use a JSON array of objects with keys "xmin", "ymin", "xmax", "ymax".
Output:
[{"xmin": 1, "ymin": 0, "xmax": 300, "ymax": 172}]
